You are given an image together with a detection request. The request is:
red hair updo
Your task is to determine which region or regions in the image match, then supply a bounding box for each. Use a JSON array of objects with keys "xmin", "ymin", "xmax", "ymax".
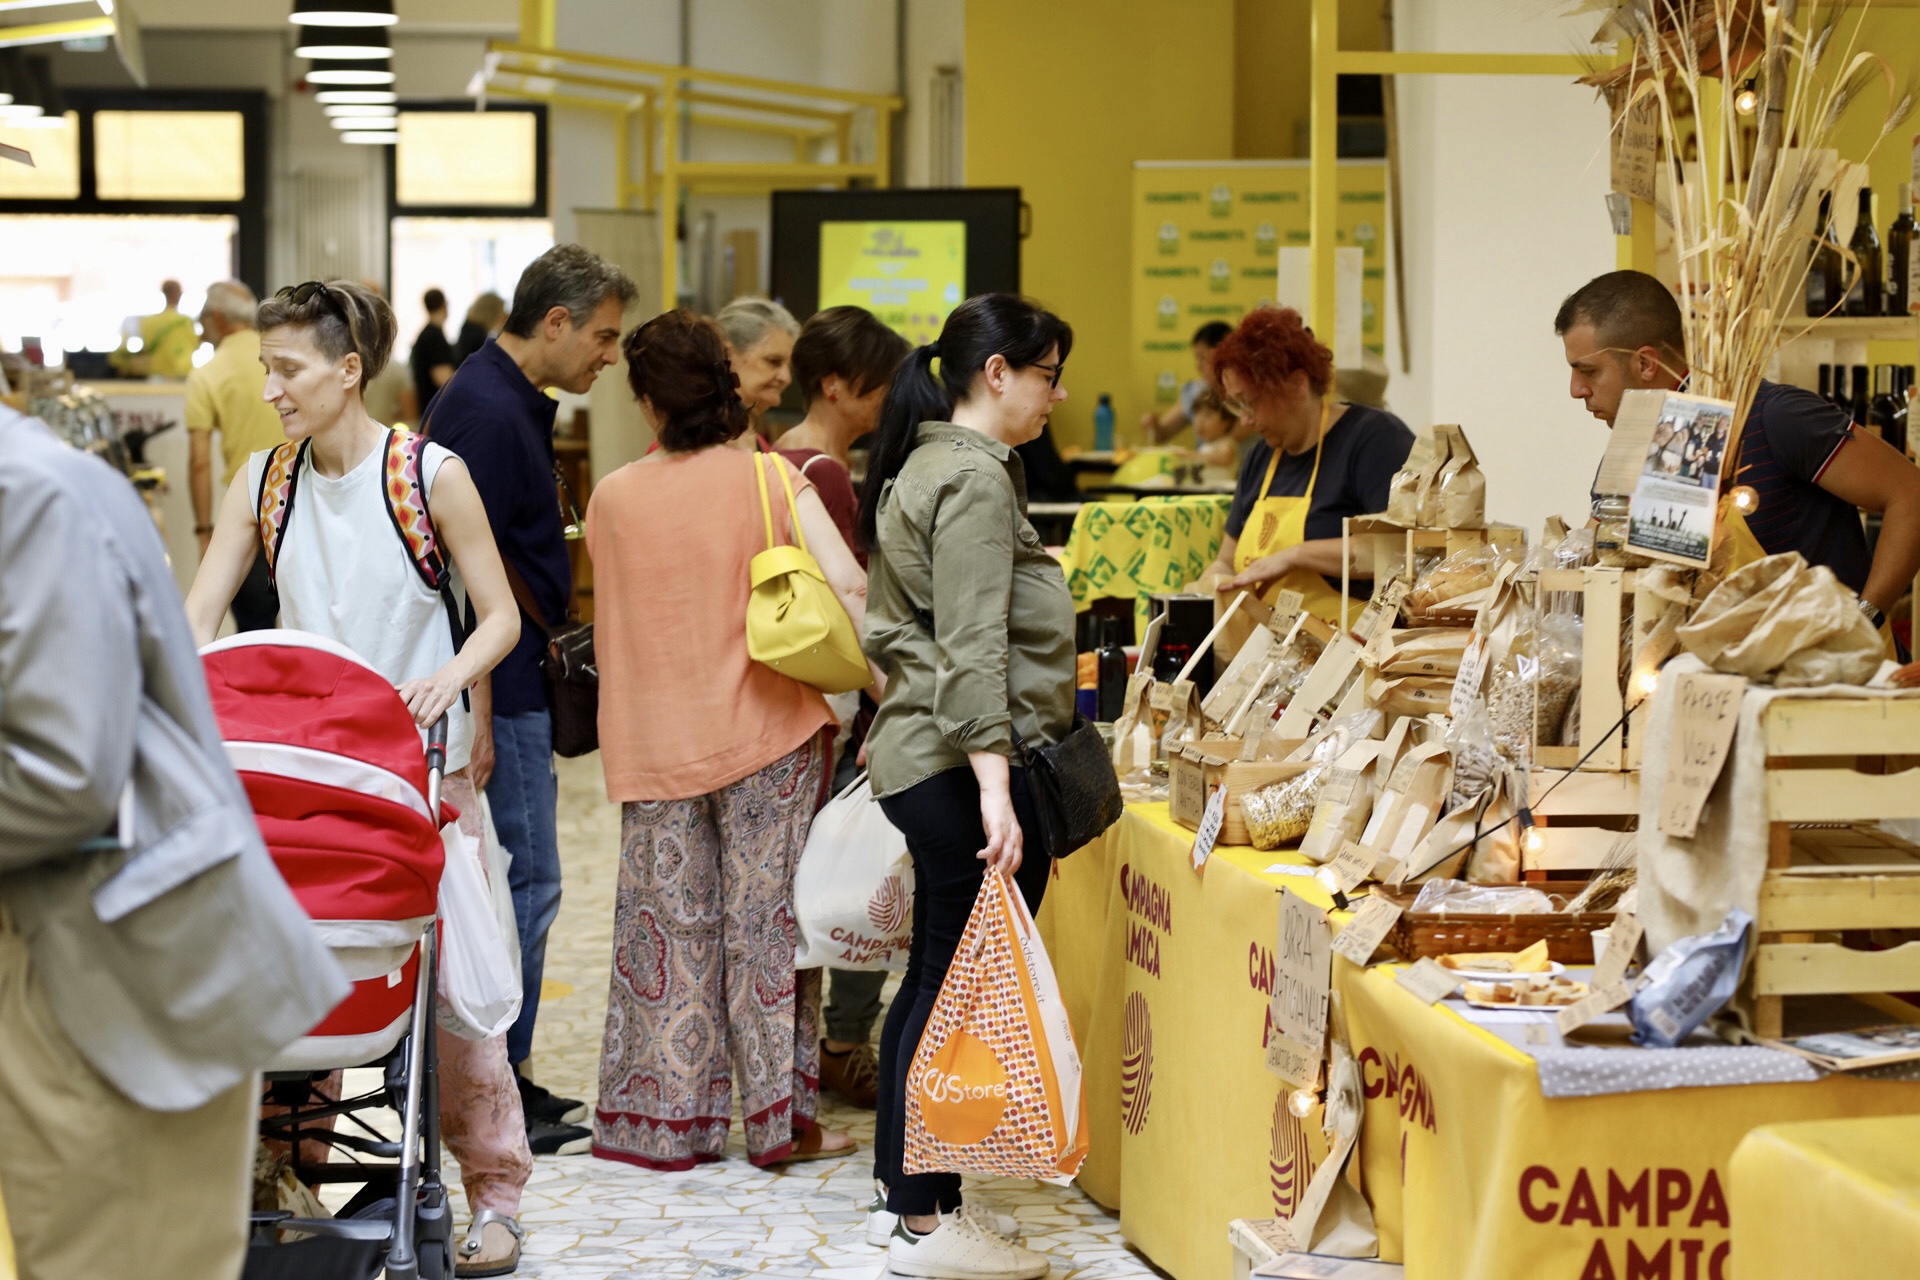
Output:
[{"xmin": 1209, "ymin": 307, "xmax": 1333, "ymax": 400}]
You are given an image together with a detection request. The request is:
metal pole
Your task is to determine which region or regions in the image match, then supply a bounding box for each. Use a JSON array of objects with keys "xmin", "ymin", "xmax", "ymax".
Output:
[
  {"xmin": 1380, "ymin": 0, "xmax": 1410, "ymax": 374},
  {"xmin": 1309, "ymin": 0, "xmax": 1340, "ymax": 336}
]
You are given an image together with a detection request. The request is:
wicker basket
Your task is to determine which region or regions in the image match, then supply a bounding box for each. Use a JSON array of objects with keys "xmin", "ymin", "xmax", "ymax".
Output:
[{"xmin": 1377, "ymin": 881, "xmax": 1612, "ymax": 965}]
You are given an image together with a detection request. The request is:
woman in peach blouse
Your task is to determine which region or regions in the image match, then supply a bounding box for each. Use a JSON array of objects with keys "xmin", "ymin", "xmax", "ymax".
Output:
[{"xmin": 585, "ymin": 310, "xmax": 873, "ymax": 1170}]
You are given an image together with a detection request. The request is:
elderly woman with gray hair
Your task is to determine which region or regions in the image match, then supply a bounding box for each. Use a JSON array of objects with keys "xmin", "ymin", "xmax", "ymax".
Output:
[{"xmin": 715, "ymin": 296, "xmax": 800, "ymax": 435}]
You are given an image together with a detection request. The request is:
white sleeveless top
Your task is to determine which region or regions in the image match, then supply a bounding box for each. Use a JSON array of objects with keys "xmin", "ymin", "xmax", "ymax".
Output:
[{"xmin": 248, "ymin": 433, "xmax": 473, "ymax": 772}]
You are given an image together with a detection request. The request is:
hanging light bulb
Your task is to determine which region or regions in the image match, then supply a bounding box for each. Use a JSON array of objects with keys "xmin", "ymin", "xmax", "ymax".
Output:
[
  {"xmin": 306, "ymin": 59, "xmax": 395, "ymax": 86},
  {"xmin": 1524, "ymin": 825, "xmax": 1547, "ymax": 856},
  {"xmin": 1287, "ymin": 1089, "xmax": 1317, "ymax": 1119},
  {"xmin": 316, "ymin": 89, "xmax": 396, "ymax": 105},
  {"xmin": 1730, "ymin": 485, "xmax": 1759, "ymax": 514},
  {"xmin": 1734, "ymin": 79, "xmax": 1759, "ymax": 115},
  {"xmin": 1634, "ymin": 668, "xmax": 1662, "ymax": 699},
  {"xmin": 290, "ymin": 0, "xmax": 397, "ymax": 26},
  {"xmin": 295, "ymin": 25, "xmax": 391, "ymax": 60}
]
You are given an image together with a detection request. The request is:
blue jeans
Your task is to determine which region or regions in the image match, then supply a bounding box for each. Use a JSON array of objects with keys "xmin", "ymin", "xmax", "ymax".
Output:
[{"xmin": 486, "ymin": 708, "xmax": 562, "ymax": 1070}]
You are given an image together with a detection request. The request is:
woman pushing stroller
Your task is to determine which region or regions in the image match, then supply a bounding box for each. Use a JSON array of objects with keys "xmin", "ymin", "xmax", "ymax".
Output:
[{"xmin": 185, "ymin": 279, "xmax": 535, "ymax": 1277}]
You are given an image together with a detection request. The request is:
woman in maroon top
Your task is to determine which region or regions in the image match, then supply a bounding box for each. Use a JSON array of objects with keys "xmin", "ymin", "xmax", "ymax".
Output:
[
  {"xmin": 774, "ymin": 304, "xmax": 910, "ymax": 1110},
  {"xmin": 776, "ymin": 306, "xmax": 911, "ymax": 567}
]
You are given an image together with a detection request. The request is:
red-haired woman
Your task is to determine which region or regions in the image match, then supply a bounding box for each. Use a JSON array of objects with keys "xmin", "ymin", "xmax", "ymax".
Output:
[{"xmin": 1201, "ymin": 307, "xmax": 1413, "ymax": 625}]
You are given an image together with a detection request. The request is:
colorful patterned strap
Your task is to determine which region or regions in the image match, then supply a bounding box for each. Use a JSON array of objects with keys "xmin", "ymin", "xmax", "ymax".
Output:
[
  {"xmin": 382, "ymin": 428, "xmax": 450, "ymax": 592},
  {"xmin": 254, "ymin": 439, "xmax": 307, "ymax": 582}
]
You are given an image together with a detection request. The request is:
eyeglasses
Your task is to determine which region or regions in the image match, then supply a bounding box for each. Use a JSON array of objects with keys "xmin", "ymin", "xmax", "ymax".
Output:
[
  {"xmin": 275, "ymin": 280, "xmax": 348, "ymax": 323},
  {"xmin": 1028, "ymin": 360, "xmax": 1065, "ymax": 389}
]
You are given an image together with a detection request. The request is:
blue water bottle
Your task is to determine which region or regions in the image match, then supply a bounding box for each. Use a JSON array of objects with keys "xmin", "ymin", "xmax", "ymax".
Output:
[{"xmin": 1094, "ymin": 393, "xmax": 1115, "ymax": 452}]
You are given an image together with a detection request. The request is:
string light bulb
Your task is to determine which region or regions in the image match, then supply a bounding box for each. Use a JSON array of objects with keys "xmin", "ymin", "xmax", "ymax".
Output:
[
  {"xmin": 1524, "ymin": 826, "xmax": 1547, "ymax": 856},
  {"xmin": 1734, "ymin": 79, "xmax": 1759, "ymax": 115},
  {"xmin": 1287, "ymin": 1089, "xmax": 1317, "ymax": 1118},
  {"xmin": 1634, "ymin": 668, "xmax": 1662, "ymax": 698},
  {"xmin": 1731, "ymin": 485, "xmax": 1759, "ymax": 514}
]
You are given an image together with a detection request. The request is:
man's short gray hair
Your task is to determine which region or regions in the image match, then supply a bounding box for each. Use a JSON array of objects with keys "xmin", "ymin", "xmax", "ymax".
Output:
[
  {"xmin": 504, "ymin": 244, "xmax": 639, "ymax": 339},
  {"xmin": 202, "ymin": 280, "xmax": 258, "ymax": 328},
  {"xmin": 714, "ymin": 296, "xmax": 800, "ymax": 352}
]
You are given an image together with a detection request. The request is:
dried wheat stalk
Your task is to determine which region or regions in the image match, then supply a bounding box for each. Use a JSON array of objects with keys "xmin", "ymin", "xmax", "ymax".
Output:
[{"xmin": 1577, "ymin": 1, "xmax": 1912, "ymax": 438}]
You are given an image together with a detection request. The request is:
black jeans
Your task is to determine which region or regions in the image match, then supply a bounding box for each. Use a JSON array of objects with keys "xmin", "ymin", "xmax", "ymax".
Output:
[{"xmin": 874, "ymin": 766, "xmax": 1050, "ymax": 1217}]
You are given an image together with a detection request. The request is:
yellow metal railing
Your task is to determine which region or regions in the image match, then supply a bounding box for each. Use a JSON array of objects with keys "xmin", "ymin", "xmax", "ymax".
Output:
[
  {"xmin": 1307, "ymin": 0, "xmax": 1592, "ymax": 339},
  {"xmin": 478, "ymin": 38, "xmax": 901, "ymax": 312}
]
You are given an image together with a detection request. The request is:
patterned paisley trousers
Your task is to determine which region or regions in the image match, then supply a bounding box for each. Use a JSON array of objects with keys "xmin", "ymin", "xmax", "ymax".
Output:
[{"xmin": 593, "ymin": 732, "xmax": 830, "ymax": 1170}]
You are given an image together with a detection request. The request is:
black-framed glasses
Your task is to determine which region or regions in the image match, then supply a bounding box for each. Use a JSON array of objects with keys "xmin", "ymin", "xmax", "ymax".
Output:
[
  {"xmin": 1028, "ymin": 360, "xmax": 1064, "ymax": 389},
  {"xmin": 275, "ymin": 280, "xmax": 347, "ymax": 323}
]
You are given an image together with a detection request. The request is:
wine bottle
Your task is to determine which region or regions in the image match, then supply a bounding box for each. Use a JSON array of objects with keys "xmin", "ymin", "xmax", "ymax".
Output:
[
  {"xmin": 1095, "ymin": 619, "xmax": 1129, "ymax": 722},
  {"xmin": 1831, "ymin": 363, "xmax": 1851, "ymax": 412},
  {"xmin": 1848, "ymin": 186, "xmax": 1884, "ymax": 316},
  {"xmin": 1818, "ymin": 364, "xmax": 1834, "ymax": 404},
  {"xmin": 1889, "ymin": 183, "xmax": 1917, "ymax": 315},
  {"xmin": 1899, "ymin": 368, "xmax": 1916, "ymax": 461},
  {"xmin": 1852, "ymin": 363, "xmax": 1872, "ymax": 428},
  {"xmin": 1809, "ymin": 194, "xmax": 1843, "ymax": 316},
  {"xmin": 1874, "ymin": 365, "xmax": 1904, "ymax": 453}
]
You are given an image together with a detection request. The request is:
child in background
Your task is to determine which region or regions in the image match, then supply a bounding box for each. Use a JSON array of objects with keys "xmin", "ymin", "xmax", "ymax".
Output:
[{"xmin": 1192, "ymin": 389, "xmax": 1250, "ymax": 479}]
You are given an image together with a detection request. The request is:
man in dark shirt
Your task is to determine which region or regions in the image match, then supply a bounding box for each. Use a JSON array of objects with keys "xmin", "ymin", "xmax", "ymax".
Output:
[
  {"xmin": 423, "ymin": 245, "xmax": 637, "ymax": 1152},
  {"xmin": 411, "ymin": 288, "xmax": 457, "ymax": 420},
  {"xmin": 1555, "ymin": 269, "xmax": 1920, "ymax": 631}
]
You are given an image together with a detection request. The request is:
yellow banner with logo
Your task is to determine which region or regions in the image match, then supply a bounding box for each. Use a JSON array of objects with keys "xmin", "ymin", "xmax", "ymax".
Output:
[
  {"xmin": 1047, "ymin": 807, "xmax": 1920, "ymax": 1280},
  {"xmin": 1130, "ymin": 160, "xmax": 1387, "ymax": 429},
  {"xmin": 1340, "ymin": 963, "xmax": 1920, "ymax": 1279},
  {"xmin": 1055, "ymin": 495, "xmax": 1232, "ymax": 635}
]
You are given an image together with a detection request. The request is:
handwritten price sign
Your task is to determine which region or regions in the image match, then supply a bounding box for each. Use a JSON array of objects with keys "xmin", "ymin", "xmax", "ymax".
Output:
[{"xmin": 1656, "ymin": 671, "xmax": 1745, "ymax": 839}]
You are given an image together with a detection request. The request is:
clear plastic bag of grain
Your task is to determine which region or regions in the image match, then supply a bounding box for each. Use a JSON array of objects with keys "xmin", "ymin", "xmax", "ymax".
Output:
[
  {"xmin": 1445, "ymin": 697, "xmax": 1502, "ymax": 810},
  {"xmin": 1242, "ymin": 727, "xmax": 1358, "ymax": 850}
]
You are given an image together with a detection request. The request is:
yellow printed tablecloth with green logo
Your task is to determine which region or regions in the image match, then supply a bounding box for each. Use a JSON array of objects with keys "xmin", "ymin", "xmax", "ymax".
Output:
[
  {"xmin": 1055, "ymin": 497, "xmax": 1232, "ymax": 635},
  {"xmin": 1729, "ymin": 1116, "xmax": 1920, "ymax": 1280},
  {"xmin": 1045, "ymin": 804, "xmax": 1920, "ymax": 1280},
  {"xmin": 1038, "ymin": 805, "xmax": 1338, "ymax": 1280}
]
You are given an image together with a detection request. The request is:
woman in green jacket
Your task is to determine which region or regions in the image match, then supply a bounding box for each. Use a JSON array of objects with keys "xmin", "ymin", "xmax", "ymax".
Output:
[{"xmin": 858, "ymin": 294, "xmax": 1077, "ymax": 1280}]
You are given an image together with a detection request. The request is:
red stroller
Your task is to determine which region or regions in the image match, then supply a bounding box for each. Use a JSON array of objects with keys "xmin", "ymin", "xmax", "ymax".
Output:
[{"xmin": 202, "ymin": 631, "xmax": 455, "ymax": 1280}]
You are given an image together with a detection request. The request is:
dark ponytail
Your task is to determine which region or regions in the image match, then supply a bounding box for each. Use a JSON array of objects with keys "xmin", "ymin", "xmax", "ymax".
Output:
[{"xmin": 857, "ymin": 293, "xmax": 1073, "ymax": 549}]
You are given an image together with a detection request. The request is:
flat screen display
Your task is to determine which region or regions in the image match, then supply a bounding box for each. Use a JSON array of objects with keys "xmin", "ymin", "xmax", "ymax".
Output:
[
  {"xmin": 817, "ymin": 219, "xmax": 966, "ymax": 346},
  {"xmin": 770, "ymin": 188, "xmax": 1021, "ymax": 339}
]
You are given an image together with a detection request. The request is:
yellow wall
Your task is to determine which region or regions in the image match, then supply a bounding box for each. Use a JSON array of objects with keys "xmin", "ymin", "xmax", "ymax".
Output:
[
  {"xmin": 965, "ymin": 0, "xmax": 1236, "ymax": 448},
  {"xmin": 1233, "ymin": 0, "xmax": 1382, "ymax": 159}
]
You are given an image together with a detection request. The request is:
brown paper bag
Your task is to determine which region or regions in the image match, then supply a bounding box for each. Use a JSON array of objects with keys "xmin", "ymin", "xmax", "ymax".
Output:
[
  {"xmin": 1435, "ymin": 425, "xmax": 1486, "ymax": 529},
  {"xmin": 1385, "ymin": 428, "xmax": 1446, "ymax": 525},
  {"xmin": 1158, "ymin": 678, "xmax": 1205, "ymax": 755},
  {"xmin": 1676, "ymin": 552, "xmax": 1884, "ymax": 688},
  {"xmin": 1110, "ymin": 674, "xmax": 1159, "ymax": 776},
  {"xmin": 1365, "ymin": 673, "xmax": 1454, "ymax": 719}
]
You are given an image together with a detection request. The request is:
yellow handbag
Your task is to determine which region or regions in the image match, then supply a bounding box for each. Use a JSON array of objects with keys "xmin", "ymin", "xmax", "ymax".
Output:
[{"xmin": 747, "ymin": 453, "xmax": 871, "ymax": 694}]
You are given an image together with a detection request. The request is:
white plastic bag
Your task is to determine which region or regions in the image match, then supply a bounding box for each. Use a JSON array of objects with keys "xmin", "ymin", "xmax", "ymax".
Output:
[
  {"xmin": 793, "ymin": 772, "xmax": 914, "ymax": 972},
  {"xmin": 436, "ymin": 817, "xmax": 524, "ymax": 1039},
  {"xmin": 478, "ymin": 794, "xmax": 521, "ymax": 977}
]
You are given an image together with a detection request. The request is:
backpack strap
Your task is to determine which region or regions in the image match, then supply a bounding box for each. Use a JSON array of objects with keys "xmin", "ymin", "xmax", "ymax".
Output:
[
  {"xmin": 381, "ymin": 430, "xmax": 471, "ymax": 693},
  {"xmin": 254, "ymin": 439, "xmax": 307, "ymax": 584}
]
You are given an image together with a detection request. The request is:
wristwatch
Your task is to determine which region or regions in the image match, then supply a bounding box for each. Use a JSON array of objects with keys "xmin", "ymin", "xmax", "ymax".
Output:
[{"xmin": 1859, "ymin": 598, "xmax": 1888, "ymax": 630}]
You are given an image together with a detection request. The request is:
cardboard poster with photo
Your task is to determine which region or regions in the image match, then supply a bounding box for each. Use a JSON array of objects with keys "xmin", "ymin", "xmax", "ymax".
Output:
[{"xmin": 1624, "ymin": 391, "xmax": 1736, "ymax": 568}]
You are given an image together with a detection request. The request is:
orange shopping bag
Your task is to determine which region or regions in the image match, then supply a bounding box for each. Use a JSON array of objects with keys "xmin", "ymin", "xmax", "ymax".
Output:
[{"xmin": 904, "ymin": 871, "xmax": 1089, "ymax": 1184}]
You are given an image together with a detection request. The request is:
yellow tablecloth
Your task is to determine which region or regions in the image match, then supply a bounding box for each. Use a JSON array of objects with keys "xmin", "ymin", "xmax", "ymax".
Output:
[
  {"xmin": 1054, "ymin": 496, "xmax": 1231, "ymax": 634},
  {"xmin": 1047, "ymin": 802, "xmax": 1920, "ymax": 1280},
  {"xmin": 1040, "ymin": 805, "xmax": 1338, "ymax": 1280},
  {"xmin": 1730, "ymin": 1116, "xmax": 1920, "ymax": 1280}
]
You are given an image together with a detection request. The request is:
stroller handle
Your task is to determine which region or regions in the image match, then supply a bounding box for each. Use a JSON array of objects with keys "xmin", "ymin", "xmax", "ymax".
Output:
[{"xmin": 425, "ymin": 716, "xmax": 448, "ymax": 775}]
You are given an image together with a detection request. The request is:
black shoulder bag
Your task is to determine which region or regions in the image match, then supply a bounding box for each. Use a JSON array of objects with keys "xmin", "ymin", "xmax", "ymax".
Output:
[{"xmin": 910, "ymin": 604, "xmax": 1121, "ymax": 859}]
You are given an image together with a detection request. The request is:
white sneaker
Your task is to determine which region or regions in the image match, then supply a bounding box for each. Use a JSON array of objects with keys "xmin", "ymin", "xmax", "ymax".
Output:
[
  {"xmin": 865, "ymin": 1187, "xmax": 1022, "ymax": 1248},
  {"xmin": 886, "ymin": 1215, "xmax": 1050, "ymax": 1280}
]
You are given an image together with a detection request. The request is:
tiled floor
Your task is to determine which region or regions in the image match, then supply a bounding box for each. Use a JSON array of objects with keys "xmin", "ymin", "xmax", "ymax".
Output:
[{"xmin": 440, "ymin": 754, "xmax": 1162, "ymax": 1280}]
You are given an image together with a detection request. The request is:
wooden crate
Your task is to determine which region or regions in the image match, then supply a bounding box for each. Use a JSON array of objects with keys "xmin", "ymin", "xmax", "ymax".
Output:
[
  {"xmin": 1522, "ymin": 768, "xmax": 1640, "ymax": 881},
  {"xmin": 1337, "ymin": 516, "xmax": 1524, "ymax": 634},
  {"xmin": 1168, "ymin": 738, "xmax": 1309, "ymax": 847},
  {"xmin": 1751, "ymin": 697, "xmax": 1920, "ymax": 1038},
  {"xmin": 1532, "ymin": 567, "xmax": 1668, "ymax": 774}
]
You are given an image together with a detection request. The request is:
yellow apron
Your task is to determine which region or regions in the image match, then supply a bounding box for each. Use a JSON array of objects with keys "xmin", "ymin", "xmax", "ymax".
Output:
[{"xmin": 1232, "ymin": 402, "xmax": 1350, "ymax": 626}]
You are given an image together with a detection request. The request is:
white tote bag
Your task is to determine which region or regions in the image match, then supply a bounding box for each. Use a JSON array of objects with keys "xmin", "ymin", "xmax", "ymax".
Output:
[
  {"xmin": 793, "ymin": 771, "xmax": 914, "ymax": 972},
  {"xmin": 436, "ymin": 817, "xmax": 524, "ymax": 1039}
]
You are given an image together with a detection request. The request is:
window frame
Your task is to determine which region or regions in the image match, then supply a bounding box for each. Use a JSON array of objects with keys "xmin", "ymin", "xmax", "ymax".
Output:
[
  {"xmin": 0, "ymin": 89, "xmax": 267, "ymax": 292},
  {"xmin": 384, "ymin": 101, "xmax": 549, "ymax": 221}
]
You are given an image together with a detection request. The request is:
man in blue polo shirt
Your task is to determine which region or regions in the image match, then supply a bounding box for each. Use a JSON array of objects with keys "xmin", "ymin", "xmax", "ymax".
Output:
[
  {"xmin": 1555, "ymin": 269, "xmax": 1920, "ymax": 634},
  {"xmin": 424, "ymin": 244, "xmax": 637, "ymax": 1153}
]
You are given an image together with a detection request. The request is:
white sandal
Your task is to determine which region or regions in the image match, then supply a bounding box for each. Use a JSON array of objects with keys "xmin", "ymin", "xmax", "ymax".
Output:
[{"xmin": 455, "ymin": 1210, "xmax": 526, "ymax": 1278}]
